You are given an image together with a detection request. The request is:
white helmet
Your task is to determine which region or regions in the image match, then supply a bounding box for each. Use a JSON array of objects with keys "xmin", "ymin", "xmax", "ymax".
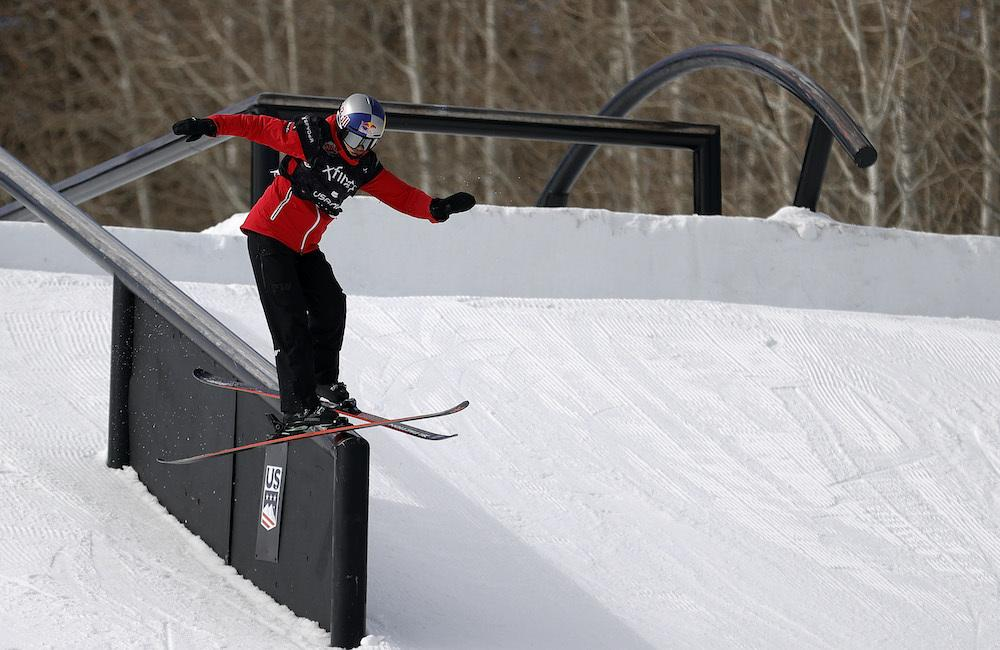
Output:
[{"xmin": 334, "ymin": 93, "xmax": 386, "ymax": 152}]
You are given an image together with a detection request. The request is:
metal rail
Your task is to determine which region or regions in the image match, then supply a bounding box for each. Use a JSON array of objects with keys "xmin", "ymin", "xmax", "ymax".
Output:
[
  {"xmin": 0, "ymin": 95, "xmax": 720, "ymax": 221},
  {"xmin": 249, "ymin": 96, "xmax": 721, "ymax": 214},
  {"xmin": 0, "ymin": 145, "xmax": 277, "ymax": 392},
  {"xmin": 0, "ymin": 94, "xmax": 257, "ymax": 222}
]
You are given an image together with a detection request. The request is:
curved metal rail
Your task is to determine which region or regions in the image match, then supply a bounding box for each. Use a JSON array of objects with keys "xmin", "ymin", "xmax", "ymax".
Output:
[{"xmin": 538, "ymin": 43, "xmax": 877, "ymax": 210}]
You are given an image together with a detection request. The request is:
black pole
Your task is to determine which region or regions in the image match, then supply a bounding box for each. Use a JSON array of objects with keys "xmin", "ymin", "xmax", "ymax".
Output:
[
  {"xmin": 330, "ymin": 433, "xmax": 370, "ymax": 648},
  {"xmin": 107, "ymin": 276, "xmax": 135, "ymax": 468},
  {"xmin": 792, "ymin": 116, "xmax": 834, "ymax": 210},
  {"xmin": 693, "ymin": 131, "xmax": 722, "ymax": 215},
  {"xmin": 250, "ymin": 143, "xmax": 279, "ymax": 205},
  {"xmin": 538, "ymin": 191, "xmax": 569, "ymax": 208}
]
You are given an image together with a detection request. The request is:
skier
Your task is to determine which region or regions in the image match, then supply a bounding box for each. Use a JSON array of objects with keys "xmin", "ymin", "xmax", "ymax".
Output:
[{"xmin": 172, "ymin": 93, "xmax": 476, "ymax": 434}]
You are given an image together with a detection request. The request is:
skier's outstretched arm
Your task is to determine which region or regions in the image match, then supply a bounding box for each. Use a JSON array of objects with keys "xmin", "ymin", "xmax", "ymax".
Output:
[
  {"xmin": 363, "ymin": 169, "xmax": 476, "ymax": 223},
  {"xmin": 172, "ymin": 114, "xmax": 305, "ymax": 158}
]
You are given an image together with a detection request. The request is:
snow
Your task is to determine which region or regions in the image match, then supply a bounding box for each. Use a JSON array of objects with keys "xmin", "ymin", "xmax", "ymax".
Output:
[
  {"xmin": 2, "ymin": 205, "xmax": 1000, "ymax": 649},
  {"xmin": 4, "ymin": 198, "xmax": 1000, "ymax": 319}
]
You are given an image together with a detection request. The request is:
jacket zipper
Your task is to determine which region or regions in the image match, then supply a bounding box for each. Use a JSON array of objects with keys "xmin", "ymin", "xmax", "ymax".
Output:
[{"xmin": 270, "ymin": 188, "xmax": 293, "ymax": 221}]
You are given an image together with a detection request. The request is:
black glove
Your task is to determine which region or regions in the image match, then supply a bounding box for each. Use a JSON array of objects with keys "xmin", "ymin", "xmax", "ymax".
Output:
[
  {"xmin": 172, "ymin": 117, "xmax": 217, "ymax": 142},
  {"xmin": 429, "ymin": 192, "xmax": 476, "ymax": 222}
]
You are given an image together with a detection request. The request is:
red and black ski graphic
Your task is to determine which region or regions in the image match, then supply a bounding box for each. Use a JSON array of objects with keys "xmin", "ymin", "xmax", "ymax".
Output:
[
  {"xmin": 157, "ymin": 400, "xmax": 468, "ymax": 465},
  {"xmin": 192, "ymin": 368, "xmax": 454, "ymax": 441}
]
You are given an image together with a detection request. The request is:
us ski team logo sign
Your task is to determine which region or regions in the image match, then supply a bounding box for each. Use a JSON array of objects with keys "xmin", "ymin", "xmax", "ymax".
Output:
[
  {"xmin": 260, "ymin": 465, "xmax": 282, "ymax": 530},
  {"xmin": 255, "ymin": 444, "xmax": 288, "ymax": 563}
]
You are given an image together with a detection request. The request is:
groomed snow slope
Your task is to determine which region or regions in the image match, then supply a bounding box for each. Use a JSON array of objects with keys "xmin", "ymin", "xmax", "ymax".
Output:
[{"xmin": 2, "ymin": 209, "xmax": 1000, "ymax": 648}]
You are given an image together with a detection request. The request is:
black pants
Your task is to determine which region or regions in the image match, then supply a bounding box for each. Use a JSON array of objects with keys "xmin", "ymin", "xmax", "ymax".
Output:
[{"xmin": 247, "ymin": 231, "xmax": 346, "ymax": 414}]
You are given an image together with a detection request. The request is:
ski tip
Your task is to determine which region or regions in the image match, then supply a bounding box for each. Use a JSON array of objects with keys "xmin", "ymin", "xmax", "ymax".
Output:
[
  {"xmin": 156, "ymin": 456, "xmax": 198, "ymax": 465},
  {"xmin": 416, "ymin": 431, "xmax": 458, "ymax": 441}
]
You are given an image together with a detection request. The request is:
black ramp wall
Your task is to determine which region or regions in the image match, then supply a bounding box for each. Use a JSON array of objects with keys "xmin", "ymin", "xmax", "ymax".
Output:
[
  {"xmin": 128, "ymin": 298, "xmax": 237, "ymax": 558},
  {"xmin": 121, "ymin": 294, "xmax": 368, "ymax": 644}
]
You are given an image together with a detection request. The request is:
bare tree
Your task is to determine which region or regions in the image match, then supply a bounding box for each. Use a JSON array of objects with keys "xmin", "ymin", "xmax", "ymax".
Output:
[
  {"xmin": 0, "ymin": 0, "xmax": 994, "ymax": 235},
  {"xmin": 890, "ymin": 1, "xmax": 917, "ymax": 229},
  {"xmin": 614, "ymin": 0, "xmax": 642, "ymax": 213},
  {"xmin": 979, "ymin": 0, "xmax": 998, "ymax": 234},
  {"xmin": 401, "ymin": 0, "xmax": 432, "ymax": 190},
  {"xmin": 482, "ymin": 0, "xmax": 498, "ymax": 202},
  {"xmin": 92, "ymin": 0, "xmax": 155, "ymax": 227},
  {"xmin": 255, "ymin": 0, "xmax": 280, "ymax": 87},
  {"xmin": 283, "ymin": 0, "xmax": 300, "ymax": 94},
  {"xmin": 831, "ymin": 0, "xmax": 895, "ymax": 225}
]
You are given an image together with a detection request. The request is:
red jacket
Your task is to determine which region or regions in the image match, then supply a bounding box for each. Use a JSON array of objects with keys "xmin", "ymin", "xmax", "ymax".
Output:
[{"xmin": 209, "ymin": 113, "xmax": 435, "ymax": 254}]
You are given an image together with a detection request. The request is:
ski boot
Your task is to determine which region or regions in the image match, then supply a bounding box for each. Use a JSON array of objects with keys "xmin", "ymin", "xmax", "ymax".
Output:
[
  {"xmin": 316, "ymin": 381, "xmax": 359, "ymax": 414},
  {"xmin": 268, "ymin": 403, "xmax": 349, "ymax": 438}
]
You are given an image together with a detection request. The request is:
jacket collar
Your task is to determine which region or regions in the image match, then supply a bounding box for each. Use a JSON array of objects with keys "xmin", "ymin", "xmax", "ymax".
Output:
[{"xmin": 326, "ymin": 117, "xmax": 362, "ymax": 165}]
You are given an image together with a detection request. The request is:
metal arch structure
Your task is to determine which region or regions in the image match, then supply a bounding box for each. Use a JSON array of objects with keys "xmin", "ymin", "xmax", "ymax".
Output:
[
  {"xmin": 537, "ymin": 43, "xmax": 878, "ymax": 212},
  {"xmin": 246, "ymin": 96, "xmax": 721, "ymax": 214}
]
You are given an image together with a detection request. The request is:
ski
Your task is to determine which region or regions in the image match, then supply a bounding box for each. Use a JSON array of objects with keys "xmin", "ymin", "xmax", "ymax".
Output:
[
  {"xmin": 192, "ymin": 368, "xmax": 455, "ymax": 441},
  {"xmin": 156, "ymin": 400, "xmax": 468, "ymax": 465}
]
